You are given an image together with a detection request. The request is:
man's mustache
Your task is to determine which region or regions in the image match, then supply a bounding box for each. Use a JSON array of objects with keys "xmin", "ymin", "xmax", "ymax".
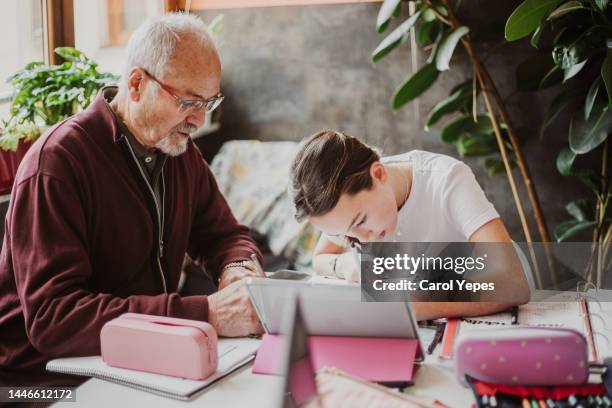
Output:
[{"xmin": 172, "ymin": 123, "xmax": 198, "ymax": 134}]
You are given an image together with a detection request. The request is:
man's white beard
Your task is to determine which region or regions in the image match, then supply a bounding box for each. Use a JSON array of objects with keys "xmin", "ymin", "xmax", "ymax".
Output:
[{"xmin": 155, "ymin": 133, "xmax": 189, "ymax": 157}]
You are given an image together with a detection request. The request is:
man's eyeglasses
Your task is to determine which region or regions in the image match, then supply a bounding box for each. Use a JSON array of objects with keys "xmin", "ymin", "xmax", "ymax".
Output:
[{"xmin": 142, "ymin": 69, "xmax": 224, "ymax": 114}]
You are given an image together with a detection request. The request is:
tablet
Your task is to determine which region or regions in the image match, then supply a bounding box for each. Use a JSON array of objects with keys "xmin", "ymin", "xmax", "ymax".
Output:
[
  {"xmin": 245, "ymin": 278, "xmax": 423, "ymax": 359},
  {"xmin": 277, "ymin": 294, "xmax": 317, "ymax": 408}
]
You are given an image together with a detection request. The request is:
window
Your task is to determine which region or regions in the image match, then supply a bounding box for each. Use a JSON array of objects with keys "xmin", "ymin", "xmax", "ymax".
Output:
[
  {"xmin": 186, "ymin": 0, "xmax": 380, "ymax": 9},
  {"xmin": 0, "ymin": 0, "xmax": 45, "ymax": 121},
  {"xmin": 73, "ymin": 0, "xmax": 164, "ymax": 76}
]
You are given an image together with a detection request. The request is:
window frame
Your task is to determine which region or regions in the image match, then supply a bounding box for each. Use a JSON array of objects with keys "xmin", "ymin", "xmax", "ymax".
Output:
[
  {"xmin": 182, "ymin": 0, "xmax": 380, "ymax": 9},
  {"xmin": 44, "ymin": 0, "xmax": 75, "ymax": 65}
]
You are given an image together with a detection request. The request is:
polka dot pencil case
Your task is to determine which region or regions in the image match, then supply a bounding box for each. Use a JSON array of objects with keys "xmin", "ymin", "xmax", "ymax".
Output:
[{"xmin": 455, "ymin": 327, "xmax": 589, "ymax": 386}]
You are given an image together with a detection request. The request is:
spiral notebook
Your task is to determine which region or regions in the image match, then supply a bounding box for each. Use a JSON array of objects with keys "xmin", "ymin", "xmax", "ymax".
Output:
[
  {"xmin": 586, "ymin": 289, "xmax": 612, "ymax": 362},
  {"xmin": 440, "ymin": 290, "xmax": 612, "ymax": 363},
  {"xmin": 46, "ymin": 337, "xmax": 261, "ymax": 400}
]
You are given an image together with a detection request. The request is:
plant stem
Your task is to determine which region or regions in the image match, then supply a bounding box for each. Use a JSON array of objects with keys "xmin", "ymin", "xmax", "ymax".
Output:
[
  {"xmin": 439, "ymin": 0, "xmax": 551, "ymax": 244},
  {"xmin": 424, "ymin": 1, "xmax": 452, "ymax": 26},
  {"xmin": 597, "ymin": 138, "xmax": 609, "ymax": 287},
  {"xmin": 441, "ymin": 0, "xmax": 557, "ymax": 287},
  {"xmin": 472, "ymin": 68, "xmax": 477, "ymax": 122}
]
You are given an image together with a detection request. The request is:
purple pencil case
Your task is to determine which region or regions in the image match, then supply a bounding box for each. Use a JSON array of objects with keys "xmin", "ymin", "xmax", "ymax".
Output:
[{"xmin": 455, "ymin": 327, "xmax": 589, "ymax": 386}]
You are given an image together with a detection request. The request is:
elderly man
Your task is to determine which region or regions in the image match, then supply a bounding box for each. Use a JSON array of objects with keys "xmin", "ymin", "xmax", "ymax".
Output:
[{"xmin": 0, "ymin": 13, "xmax": 262, "ymax": 386}]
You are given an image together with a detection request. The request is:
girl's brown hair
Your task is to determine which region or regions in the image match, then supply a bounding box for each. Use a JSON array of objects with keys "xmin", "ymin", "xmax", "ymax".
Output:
[{"xmin": 290, "ymin": 130, "xmax": 380, "ymax": 222}]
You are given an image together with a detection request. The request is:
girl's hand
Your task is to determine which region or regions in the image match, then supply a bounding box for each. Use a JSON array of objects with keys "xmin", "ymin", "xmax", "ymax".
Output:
[{"xmin": 335, "ymin": 252, "xmax": 360, "ymax": 283}]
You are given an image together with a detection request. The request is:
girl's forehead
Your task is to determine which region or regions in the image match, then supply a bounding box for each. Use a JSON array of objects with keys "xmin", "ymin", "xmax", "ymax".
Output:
[{"xmin": 310, "ymin": 207, "xmax": 357, "ymax": 236}]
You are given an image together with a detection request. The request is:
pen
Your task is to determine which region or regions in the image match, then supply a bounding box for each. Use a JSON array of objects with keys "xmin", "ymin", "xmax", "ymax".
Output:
[
  {"xmin": 250, "ymin": 253, "xmax": 267, "ymax": 278},
  {"xmin": 511, "ymin": 306, "xmax": 519, "ymax": 325},
  {"xmin": 427, "ymin": 321, "xmax": 446, "ymax": 354}
]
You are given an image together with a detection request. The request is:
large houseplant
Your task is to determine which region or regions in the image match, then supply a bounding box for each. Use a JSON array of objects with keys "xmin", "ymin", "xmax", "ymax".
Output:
[
  {"xmin": 372, "ymin": 0, "xmax": 554, "ymax": 287},
  {"xmin": 505, "ymin": 0, "xmax": 611, "ymax": 286},
  {"xmin": 0, "ymin": 47, "xmax": 117, "ymax": 193}
]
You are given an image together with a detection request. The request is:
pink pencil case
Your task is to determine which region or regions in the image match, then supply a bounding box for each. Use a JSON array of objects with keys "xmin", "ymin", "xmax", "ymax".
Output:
[
  {"xmin": 455, "ymin": 327, "xmax": 589, "ymax": 386},
  {"xmin": 100, "ymin": 313, "xmax": 218, "ymax": 380}
]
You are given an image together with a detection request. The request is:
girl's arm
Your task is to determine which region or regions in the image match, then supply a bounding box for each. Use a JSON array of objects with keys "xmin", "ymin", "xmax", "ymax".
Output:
[
  {"xmin": 411, "ymin": 218, "xmax": 531, "ymax": 321},
  {"xmin": 312, "ymin": 234, "xmax": 359, "ymax": 281}
]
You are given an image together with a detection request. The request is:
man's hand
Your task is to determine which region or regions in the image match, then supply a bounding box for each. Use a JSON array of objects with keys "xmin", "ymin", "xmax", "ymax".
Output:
[
  {"xmin": 207, "ymin": 279, "xmax": 264, "ymax": 337},
  {"xmin": 218, "ymin": 263, "xmax": 262, "ymax": 290}
]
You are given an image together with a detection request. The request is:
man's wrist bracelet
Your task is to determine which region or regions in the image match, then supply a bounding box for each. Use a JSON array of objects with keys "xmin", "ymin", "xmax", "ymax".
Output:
[{"xmin": 222, "ymin": 260, "xmax": 249, "ymax": 270}]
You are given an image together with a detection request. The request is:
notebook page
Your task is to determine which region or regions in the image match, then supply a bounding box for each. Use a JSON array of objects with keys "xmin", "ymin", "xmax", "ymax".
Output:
[
  {"xmin": 46, "ymin": 337, "xmax": 261, "ymax": 400},
  {"xmin": 587, "ymin": 289, "xmax": 612, "ymax": 361},
  {"xmin": 458, "ymin": 311, "xmax": 514, "ymax": 336}
]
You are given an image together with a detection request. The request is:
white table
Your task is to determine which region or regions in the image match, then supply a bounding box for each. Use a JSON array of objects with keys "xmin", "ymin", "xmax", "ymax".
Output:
[
  {"xmin": 54, "ymin": 347, "xmax": 473, "ymax": 407},
  {"xmin": 54, "ymin": 363, "xmax": 284, "ymax": 407},
  {"xmin": 55, "ymin": 289, "xmax": 605, "ymax": 407}
]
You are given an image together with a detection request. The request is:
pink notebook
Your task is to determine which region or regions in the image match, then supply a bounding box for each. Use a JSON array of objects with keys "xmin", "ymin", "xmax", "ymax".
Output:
[{"xmin": 252, "ymin": 334, "xmax": 419, "ymax": 383}]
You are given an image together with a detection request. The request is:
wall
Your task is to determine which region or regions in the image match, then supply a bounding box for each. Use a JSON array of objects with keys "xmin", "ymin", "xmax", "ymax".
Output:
[{"xmin": 195, "ymin": 2, "xmax": 590, "ymax": 242}]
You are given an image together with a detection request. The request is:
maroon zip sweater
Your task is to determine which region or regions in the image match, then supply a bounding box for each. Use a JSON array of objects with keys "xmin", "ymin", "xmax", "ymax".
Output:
[{"xmin": 0, "ymin": 87, "xmax": 261, "ymax": 385}]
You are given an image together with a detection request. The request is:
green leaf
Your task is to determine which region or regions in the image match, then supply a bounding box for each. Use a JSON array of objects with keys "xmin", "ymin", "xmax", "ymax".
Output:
[
  {"xmin": 547, "ymin": 1, "xmax": 586, "ymax": 20},
  {"xmin": 585, "ymin": 77, "xmax": 602, "ymax": 120},
  {"xmin": 541, "ymin": 91, "xmax": 575, "ymax": 137},
  {"xmin": 554, "ymin": 219, "xmax": 596, "ymax": 242},
  {"xmin": 553, "ymin": 43, "xmax": 589, "ymax": 71},
  {"xmin": 574, "ymin": 169, "xmax": 601, "ymax": 193},
  {"xmin": 417, "ymin": 20, "xmax": 443, "ymax": 47},
  {"xmin": 569, "ymin": 99, "xmax": 612, "ymax": 154},
  {"xmin": 556, "ymin": 147, "xmax": 576, "ymax": 176},
  {"xmin": 595, "ymin": 0, "xmax": 609, "ymax": 10},
  {"xmin": 456, "ymin": 133, "xmax": 498, "ymax": 157},
  {"xmin": 207, "ymin": 14, "xmax": 224, "ymax": 34},
  {"xmin": 484, "ymin": 157, "xmax": 516, "ymax": 176},
  {"xmin": 391, "ymin": 63, "xmax": 439, "ymax": 110},
  {"xmin": 0, "ymin": 130, "xmax": 20, "ymax": 152},
  {"xmin": 378, "ymin": 20, "xmax": 390, "ymax": 34},
  {"xmin": 602, "ymin": 47, "xmax": 612, "ymax": 107},
  {"xmin": 530, "ymin": 24, "xmax": 545, "ymax": 48},
  {"xmin": 426, "ymin": 28, "xmax": 444, "ymax": 64},
  {"xmin": 449, "ymin": 79, "xmax": 472, "ymax": 95},
  {"xmin": 372, "ymin": 11, "xmax": 422, "ymax": 63},
  {"xmin": 54, "ymin": 47, "xmax": 85, "ymax": 63},
  {"xmin": 565, "ymin": 199, "xmax": 593, "ymax": 222},
  {"xmin": 505, "ymin": 0, "xmax": 560, "ymax": 41},
  {"xmin": 425, "ymin": 86, "xmax": 472, "ymax": 129},
  {"xmin": 540, "ymin": 66, "xmax": 563, "ymax": 89},
  {"xmin": 563, "ymin": 59, "xmax": 587, "ymax": 82},
  {"xmin": 421, "ymin": 8, "xmax": 437, "ymax": 22},
  {"xmin": 376, "ymin": 0, "xmax": 402, "ymax": 32},
  {"xmin": 434, "ymin": 4, "xmax": 448, "ymax": 17},
  {"xmin": 440, "ymin": 114, "xmax": 493, "ymax": 144},
  {"xmin": 435, "ymin": 26, "xmax": 469, "ymax": 71}
]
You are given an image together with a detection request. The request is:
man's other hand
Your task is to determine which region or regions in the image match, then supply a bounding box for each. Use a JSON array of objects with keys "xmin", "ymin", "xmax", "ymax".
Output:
[{"xmin": 207, "ymin": 279, "xmax": 264, "ymax": 337}]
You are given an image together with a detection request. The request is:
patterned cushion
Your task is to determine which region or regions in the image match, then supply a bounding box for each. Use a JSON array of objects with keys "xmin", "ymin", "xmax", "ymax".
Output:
[{"xmin": 210, "ymin": 140, "xmax": 320, "ymax": 266}]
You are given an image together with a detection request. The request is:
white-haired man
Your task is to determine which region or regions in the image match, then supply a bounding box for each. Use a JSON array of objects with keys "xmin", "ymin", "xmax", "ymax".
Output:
[{"xmin": 0, "ymin": 13, "xmax": 263, "ymax": 386}]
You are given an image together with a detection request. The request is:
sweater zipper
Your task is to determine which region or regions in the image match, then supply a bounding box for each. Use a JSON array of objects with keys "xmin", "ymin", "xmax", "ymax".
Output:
[
  {"xmin": 160, "ymin": 168, "xmax": 165, "ymax": 258},
  {"xmin": 123, "ymin": 138, "xmax": 168, "ymax": 294}
]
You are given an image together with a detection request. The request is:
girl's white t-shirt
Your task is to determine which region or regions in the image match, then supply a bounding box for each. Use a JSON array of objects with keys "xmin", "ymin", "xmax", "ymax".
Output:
[{"xmin": 381, "ymin": 150, "xmax": 500, "ymax": 243}]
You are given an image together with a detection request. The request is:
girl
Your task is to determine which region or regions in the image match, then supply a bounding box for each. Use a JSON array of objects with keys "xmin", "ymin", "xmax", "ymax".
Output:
[{"xmin": 289, "ymin": 130, "xmax": 529, "ymax": 320}]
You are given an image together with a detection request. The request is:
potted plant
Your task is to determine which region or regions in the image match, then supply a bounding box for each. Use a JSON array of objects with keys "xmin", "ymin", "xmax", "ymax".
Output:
[
  {"xmin": 505, "ymin": 0, "xmax": 611, "ymax": 286},
  {"xmin": 0, "ymin": 47, "xmax": 117, "ymax": 194}
]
